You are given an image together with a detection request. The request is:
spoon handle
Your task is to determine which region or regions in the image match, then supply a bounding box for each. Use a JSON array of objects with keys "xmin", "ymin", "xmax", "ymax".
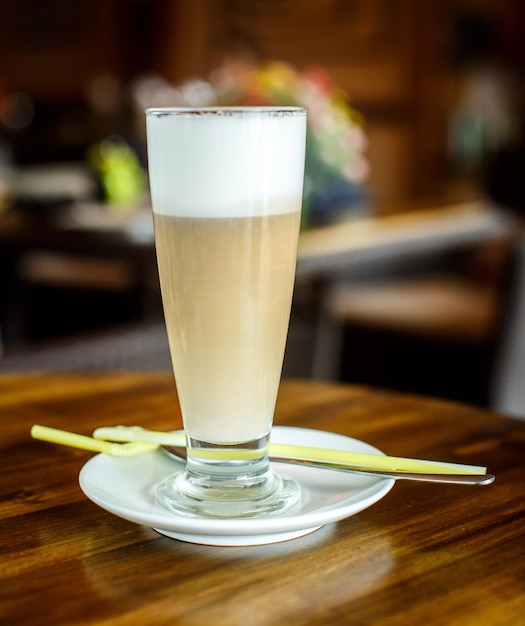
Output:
[
  {"xmin": 271, "ymin": 456, "xmax": 495, "ymax": 485},
  {"xmin": 161, "ymin": 445, "xmax": 494, "ymax": 485}
]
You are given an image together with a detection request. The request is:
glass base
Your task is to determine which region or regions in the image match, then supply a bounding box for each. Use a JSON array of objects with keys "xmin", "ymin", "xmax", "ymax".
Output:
[{"xmin": 155, "ymin": 435, "xmax": 301, "ymax": 519}]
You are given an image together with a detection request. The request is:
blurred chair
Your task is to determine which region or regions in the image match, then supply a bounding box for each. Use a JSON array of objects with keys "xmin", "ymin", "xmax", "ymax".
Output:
[
  {"xmin": 312, "ymin": 274, "xmax": 500, "ymax": 381},
  {"xmin": 1, "ymin": 246, "xmax": 159, "ymax": 348},
  {"xmin": 312, "ymin": 233, "xmax": 525, "ymax": 419}
]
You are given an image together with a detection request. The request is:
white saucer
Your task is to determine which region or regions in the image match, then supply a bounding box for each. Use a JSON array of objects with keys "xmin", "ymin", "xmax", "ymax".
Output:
[{"xmin": 79, "ymin": 426, "xmax": 394, "ymax": 546}]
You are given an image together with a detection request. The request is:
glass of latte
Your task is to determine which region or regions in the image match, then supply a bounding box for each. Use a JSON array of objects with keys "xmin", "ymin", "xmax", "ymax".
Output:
[{"xmin": 146, "ymin": 107, "xmax": 307, "ymax": 518}]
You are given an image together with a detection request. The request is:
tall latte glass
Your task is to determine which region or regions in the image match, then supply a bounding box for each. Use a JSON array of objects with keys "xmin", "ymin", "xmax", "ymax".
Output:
[{"xmin": 146, "ymin": 107, "xmax": 306, "ymax": 518}]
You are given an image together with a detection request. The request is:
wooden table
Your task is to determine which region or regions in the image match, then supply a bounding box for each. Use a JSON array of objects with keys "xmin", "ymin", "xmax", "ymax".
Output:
[
  {"xmin": 1, "ymin": 373, "xmax": 524, "ymax": 625},
  {"xmin": 0, "ymin": 200, "xmax": 509, "ymax": 288},
  {"xmin": 0, "ymin": 200, "xmax": 510, "ymax": 350},
  {"xmin": 296, "ymin": 201, "xmax": 510, "ymax": 279}
]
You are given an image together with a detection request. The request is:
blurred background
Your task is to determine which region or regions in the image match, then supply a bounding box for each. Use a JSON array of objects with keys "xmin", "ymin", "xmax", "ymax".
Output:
[{"xmin": 1, "ymin": 0, "xmax": 524, "ymax": 415}]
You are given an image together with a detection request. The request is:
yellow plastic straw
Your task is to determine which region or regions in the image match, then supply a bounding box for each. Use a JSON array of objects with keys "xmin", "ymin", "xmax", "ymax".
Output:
[
  {"xmin": 31, "ymin": 425, "xmax": 159, "ymax": 457},
  {"xmin": 92, "ymin": 425, "xmax": 487, "ymax": 475}
]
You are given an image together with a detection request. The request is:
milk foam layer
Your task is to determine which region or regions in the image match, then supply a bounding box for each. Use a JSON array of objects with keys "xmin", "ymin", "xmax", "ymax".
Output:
[{"xmin": 146, "ymin": 108, "xmax": 307, "ymax": 218}]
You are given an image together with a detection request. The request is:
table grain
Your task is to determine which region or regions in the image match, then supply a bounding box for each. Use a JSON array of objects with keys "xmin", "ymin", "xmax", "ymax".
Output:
[{"xmin": 1, "ymin": 373, "xmax": 524, "ymax": 625}]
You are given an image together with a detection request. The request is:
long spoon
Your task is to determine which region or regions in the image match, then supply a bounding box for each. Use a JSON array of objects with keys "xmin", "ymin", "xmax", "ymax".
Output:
[{"xmin": 161, "ymin": 443, "xmax": 495, "ymax": 485}]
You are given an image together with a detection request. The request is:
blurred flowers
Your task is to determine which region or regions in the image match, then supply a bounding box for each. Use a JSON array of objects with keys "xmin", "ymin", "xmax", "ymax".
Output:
[
  {"xmin": 213, "ymin": 61, "xmax": 369, "ymax": 188},
  {"xmin": 133, "ymin": 61, "xmax": 369, "ymax": 225}
]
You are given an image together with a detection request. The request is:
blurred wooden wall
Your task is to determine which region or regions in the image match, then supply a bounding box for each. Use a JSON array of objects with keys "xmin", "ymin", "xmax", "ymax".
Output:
[{"xmin": 1, "ymin": 0, "xmax": 523, "ymax": 209}]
